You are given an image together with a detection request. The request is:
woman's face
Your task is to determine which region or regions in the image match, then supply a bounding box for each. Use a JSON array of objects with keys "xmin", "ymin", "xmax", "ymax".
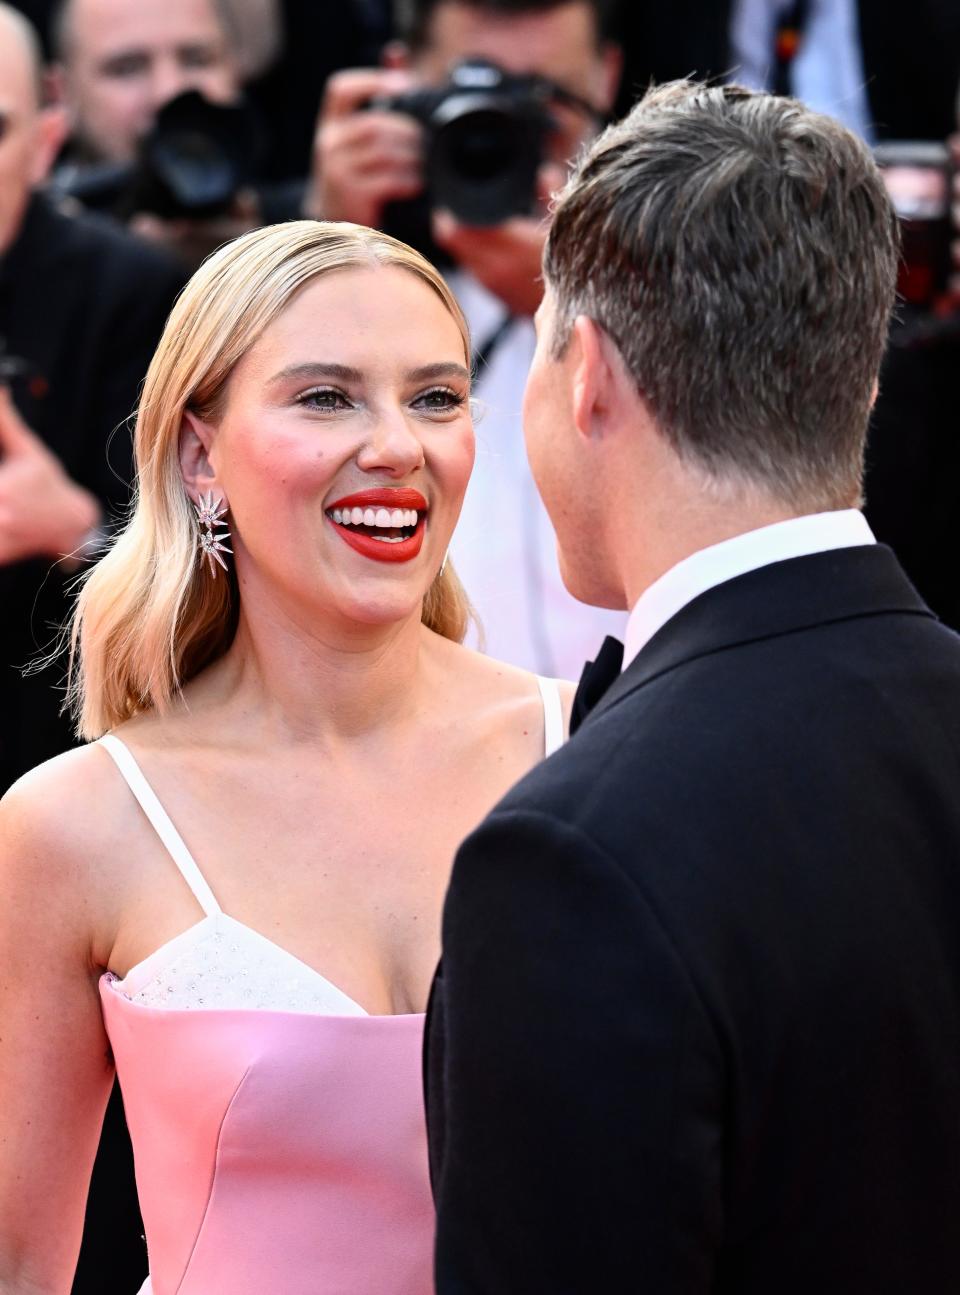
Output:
[{"xmin": 195, "ymin": 265, "xmax": 474, "ymax": 631}]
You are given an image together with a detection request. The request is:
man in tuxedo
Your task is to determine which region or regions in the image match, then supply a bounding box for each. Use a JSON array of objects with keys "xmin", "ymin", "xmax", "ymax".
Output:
[{"xmin": 424, "ymin": 80, "xmax": 960, "ymax": 1292}]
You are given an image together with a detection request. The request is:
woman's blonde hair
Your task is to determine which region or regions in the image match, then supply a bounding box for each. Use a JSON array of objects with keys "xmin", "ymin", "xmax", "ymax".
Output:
[{"xmin": 69, "ymin": 220, "xmax": 474, "ymax": 740}]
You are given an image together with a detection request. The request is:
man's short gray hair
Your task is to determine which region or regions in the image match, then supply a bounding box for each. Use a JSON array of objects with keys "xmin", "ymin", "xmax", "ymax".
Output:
[{"xmin": 544, "ymin": 80, "xmax": 900, "ymax": 510}]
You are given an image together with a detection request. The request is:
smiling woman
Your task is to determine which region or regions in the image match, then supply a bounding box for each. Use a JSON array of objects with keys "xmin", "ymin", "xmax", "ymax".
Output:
[
  {"xmin": 0, "ymin": 219, "xmax": 573, "ymax": 1294},
  {"xmin": 70, "ymin": 220, "xmax": 474, "ymax": 734}
]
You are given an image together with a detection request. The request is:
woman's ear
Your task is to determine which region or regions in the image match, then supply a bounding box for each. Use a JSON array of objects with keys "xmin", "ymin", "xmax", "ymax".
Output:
[{"xmin": 179, "ymin": 410, "xmax": 224, "ymax": 503}]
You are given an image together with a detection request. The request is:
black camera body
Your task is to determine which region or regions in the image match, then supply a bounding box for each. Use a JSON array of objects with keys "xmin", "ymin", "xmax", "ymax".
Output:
[
  {"xmin": 59, "ymin": 90, "xmax": 262, "ymax": 222},
  {"xmin": 375, "ymin": 59, "xmax": 556, "ymax": 227}
]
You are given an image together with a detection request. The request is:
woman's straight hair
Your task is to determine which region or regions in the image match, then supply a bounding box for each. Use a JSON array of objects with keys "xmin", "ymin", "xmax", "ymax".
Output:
[{"xmin": 68, "ymin": 220, "xmax": 474, "ymax": 739}]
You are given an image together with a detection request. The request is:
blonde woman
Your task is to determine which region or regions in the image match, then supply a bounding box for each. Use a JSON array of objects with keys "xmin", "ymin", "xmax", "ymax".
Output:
[{"xmin": 0, "ymin": 222, "xmax": 571, "ymax": 1294}]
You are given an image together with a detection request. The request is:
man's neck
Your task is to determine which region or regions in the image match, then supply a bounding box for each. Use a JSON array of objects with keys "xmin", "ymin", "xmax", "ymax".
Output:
[{"xmin": 620, "ymin": 481, "xmax": 802, "ymax": 611}]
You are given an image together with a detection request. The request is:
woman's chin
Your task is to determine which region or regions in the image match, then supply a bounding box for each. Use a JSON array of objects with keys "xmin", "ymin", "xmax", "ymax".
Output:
[{"xmin": 325, "ymin": 585, "xmax": 429, "ymax": 631}]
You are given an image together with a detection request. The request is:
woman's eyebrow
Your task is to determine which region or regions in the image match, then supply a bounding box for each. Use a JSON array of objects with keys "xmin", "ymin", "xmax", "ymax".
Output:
[
  {"xmin": 406, "ymin": 363, "xmax": 470, "ymax": 383},
  {"xmin": 269, "ymin": 362, "xmax": 470, "ymax": 386},
  {"xmin": 268, "ymin": 362, "xmax": 363, "ymax": 385}
]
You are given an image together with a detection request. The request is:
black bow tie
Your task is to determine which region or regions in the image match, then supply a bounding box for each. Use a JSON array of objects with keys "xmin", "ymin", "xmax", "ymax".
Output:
[{"xmin": 570, "ymin": 636, "xmax": 624, "ymax": 735}]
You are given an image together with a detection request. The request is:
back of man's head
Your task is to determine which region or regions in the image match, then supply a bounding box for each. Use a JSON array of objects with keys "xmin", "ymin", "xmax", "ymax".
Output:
[
  {"xmin": 545, "ymin": 81, "xmax": 900, "ymax": 512},
  {"xmin": 395, "ymin": 0, "xmax": 618, "ymax": 50}
]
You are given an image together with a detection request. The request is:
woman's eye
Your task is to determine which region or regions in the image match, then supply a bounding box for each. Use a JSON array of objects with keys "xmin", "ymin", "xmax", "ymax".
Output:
[
  {"xmin": 414, "ymin": 387, "xmax": 466, "ymax": 412},
  {"xmin": 299, "ymin": 388, "xmax": 351, "ymax": 412}
]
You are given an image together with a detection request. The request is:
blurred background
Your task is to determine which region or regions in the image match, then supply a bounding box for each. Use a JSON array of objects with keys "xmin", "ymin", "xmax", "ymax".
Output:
[{"xmin": 1, "ymin": 1, "xmax": 958, "ymax": 1289}]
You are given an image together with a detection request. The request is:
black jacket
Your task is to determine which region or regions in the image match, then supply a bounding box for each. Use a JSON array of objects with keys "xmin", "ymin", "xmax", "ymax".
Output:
[
  {"xmin": 0, "ymin": 192, "xmax": 185, "ymax": 789},
  {"xmin": 425, "ymin": 545, "xmax": 960, "ymax": 1293}
]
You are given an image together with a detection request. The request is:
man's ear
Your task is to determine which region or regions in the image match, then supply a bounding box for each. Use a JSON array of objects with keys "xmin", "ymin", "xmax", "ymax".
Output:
[
  {"xmin": 30, "ymin": 105, "xmax": 69, "ymax": 184},
  {"xmin": 572, "ymin": 315, "xmax": 624, "ymax": 448},
  {"xmin": 179, "ymin": 410, "xmax": 223, "ymax": 502},
  {"xmin": 571, "ymin": 315, "xmax": 598, "ymax": 442}
]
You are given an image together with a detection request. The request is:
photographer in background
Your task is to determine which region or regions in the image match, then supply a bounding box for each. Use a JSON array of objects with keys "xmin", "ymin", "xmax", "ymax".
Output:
[
  {"xmin": 0, "ymin": 2, "xmax": 185, "ymax": 791},
  {"xmin": 51, "ymin": 0, "xmax": 238, "ymax": 167},
  {"xmin": 48, "ymin": 0, "xmax": 267, "ymax": 266},
  {"xmin": 309, "ymin": 0, "xmax": 628, "ymax": 677}
]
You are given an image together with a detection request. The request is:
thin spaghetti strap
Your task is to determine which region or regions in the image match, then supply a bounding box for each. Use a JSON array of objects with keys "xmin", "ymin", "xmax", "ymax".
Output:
[
  {"xmin": 535, "ymin": 676, "xmax": 565, "ymax": 757},
  {"xmin": 98, "ymin": 734, "xmax": 222, "ymax": 917}
]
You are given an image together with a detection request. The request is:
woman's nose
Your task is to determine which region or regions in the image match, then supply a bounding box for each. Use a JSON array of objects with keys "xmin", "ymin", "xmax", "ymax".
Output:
[{"xmin": 356, "ymin": 411, "xmax": 425, "ymax": 476}]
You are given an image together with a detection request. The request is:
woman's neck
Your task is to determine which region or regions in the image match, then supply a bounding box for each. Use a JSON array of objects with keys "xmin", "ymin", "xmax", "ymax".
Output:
[{"xmin": 193, "ymin": 598, "xmax": 432, "ymax": 747}]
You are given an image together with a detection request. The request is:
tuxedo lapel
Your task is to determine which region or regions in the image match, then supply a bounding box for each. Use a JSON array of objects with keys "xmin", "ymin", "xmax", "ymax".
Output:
[{"xmin": 585, "ymin": 545, "xmax": 932, "ymax": 727}]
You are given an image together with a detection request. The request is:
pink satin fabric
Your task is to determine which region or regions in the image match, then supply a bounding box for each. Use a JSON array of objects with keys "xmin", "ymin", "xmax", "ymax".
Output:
[{"xmin": 100, "ymin": 979, "xmax": 434, "ymax": 1294}]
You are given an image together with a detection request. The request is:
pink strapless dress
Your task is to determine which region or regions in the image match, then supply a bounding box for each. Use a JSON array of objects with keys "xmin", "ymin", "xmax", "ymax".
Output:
[
  {"xmin": 100, "ymin": 982, "xmax": 431, "ymax": 1294},
  {"xmin": 96, "ymin": 735, "xmax": 437, "ymax": 1294}
]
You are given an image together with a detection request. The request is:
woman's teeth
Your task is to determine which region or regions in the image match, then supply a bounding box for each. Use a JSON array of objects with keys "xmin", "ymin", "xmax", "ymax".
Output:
[{"xmin": 331, "ymin": 507, "xmax": 419, "ymax": 528}]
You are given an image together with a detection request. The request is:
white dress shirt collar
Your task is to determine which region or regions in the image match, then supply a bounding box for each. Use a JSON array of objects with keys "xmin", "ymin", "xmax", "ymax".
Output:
[{"xmin": 622, "ymin": 509, "xmax": 876, "ymax": 671}]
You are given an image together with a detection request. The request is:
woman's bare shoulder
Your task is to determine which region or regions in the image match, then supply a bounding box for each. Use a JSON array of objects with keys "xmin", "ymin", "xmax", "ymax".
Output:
[
  {"xmin": 0, "ymin": 742, "xmax": 133, "ymax": 872},
  {"xmin": 428, "ymin": 635, "xmax": 577, "ymax": 737}
]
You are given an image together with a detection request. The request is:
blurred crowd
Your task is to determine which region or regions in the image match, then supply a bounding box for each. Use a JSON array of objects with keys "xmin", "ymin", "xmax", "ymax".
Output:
[{"xmin": 0, "ymin": 2, "xmax": 958, "ymax": 1285}]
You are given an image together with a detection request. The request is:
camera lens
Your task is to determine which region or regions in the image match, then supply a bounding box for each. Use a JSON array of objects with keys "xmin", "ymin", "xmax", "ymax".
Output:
[
  {"xmin": 428, "ymin": 100, "xmax": 544, "ymax": 226},
  {"xmin": 443, "ymin": 111, "xmax": 518, "ymax": 181},
  {"xmin": 150, "ymin": 130, "xmax": 237, "ymax": 210}
]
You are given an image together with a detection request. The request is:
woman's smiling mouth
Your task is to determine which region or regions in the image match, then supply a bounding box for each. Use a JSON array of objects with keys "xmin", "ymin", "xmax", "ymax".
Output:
[{"xmin": 325, "ymin": 488, "xmax": 429, "ymax": 563}]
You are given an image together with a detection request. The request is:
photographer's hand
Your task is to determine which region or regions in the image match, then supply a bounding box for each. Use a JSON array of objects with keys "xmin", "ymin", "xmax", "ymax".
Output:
[
  {"xmin": 304, "ymin": 68, "xmax": 423, "ymax": 227},
  {"xmin": 432, "ymin": 164, "xmax": 565, "ymax": 317},
  {"xmin": 0, "ymin": 386, "xmax": 101, "ymax": 566}
]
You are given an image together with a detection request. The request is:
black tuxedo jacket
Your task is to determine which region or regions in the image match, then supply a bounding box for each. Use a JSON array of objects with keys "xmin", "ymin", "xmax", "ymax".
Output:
[{"xmin": 425, "ymin": 545, "xmax": 960, "ymax": 1293}]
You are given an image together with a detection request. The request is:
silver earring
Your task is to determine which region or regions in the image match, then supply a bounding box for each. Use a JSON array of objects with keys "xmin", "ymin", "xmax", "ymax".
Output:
[
  {"xmin": 439, "ymin": 549, "xmax": 449, "ymax": 578},
  {"xmin": 194, "ymin": 491, "xmax": 232, "ymax": 577}
]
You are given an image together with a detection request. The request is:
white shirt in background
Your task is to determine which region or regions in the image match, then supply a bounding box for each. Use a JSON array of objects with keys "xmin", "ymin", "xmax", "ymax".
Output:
[
  {"xmin": 729, "ymin": 0, "xmax": 874, "ymax": 142},
  {"xmin": 448, "ymin": 271, "xmax": 628, "ymax": 681}
]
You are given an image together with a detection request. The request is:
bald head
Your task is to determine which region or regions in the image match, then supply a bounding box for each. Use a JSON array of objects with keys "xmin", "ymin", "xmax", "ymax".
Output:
[
  {"xmin": 0, "ymin": 3, "xmax": 44, "ymax": 109},
  {"xmin": 0, "ymin": 3, "xmax": 67, "ymax": 255}
]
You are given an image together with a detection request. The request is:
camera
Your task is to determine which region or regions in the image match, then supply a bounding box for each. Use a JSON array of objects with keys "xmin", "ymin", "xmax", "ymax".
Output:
[
  {"xmin": 374, "ymin": 59, "xmax": 564, "ymax": 227},
  {"xmin": 59, "ymin": 90, "xmax": 262, "ymax": 222}
]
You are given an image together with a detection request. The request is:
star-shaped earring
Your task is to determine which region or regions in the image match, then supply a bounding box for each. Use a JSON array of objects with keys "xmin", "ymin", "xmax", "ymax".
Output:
[{"xmin": 194, "ymin": 491, "xmax": 232, "ymax": 576}]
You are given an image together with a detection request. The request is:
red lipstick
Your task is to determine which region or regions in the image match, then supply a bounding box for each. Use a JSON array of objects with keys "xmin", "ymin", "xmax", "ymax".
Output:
[
  {"xmin": 326, "ymin": 488, "xmax": 428, "ymax": 564},
  {"xmin": 328, "ymin": 488, "xmax": 427, "ymax": 511}
]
